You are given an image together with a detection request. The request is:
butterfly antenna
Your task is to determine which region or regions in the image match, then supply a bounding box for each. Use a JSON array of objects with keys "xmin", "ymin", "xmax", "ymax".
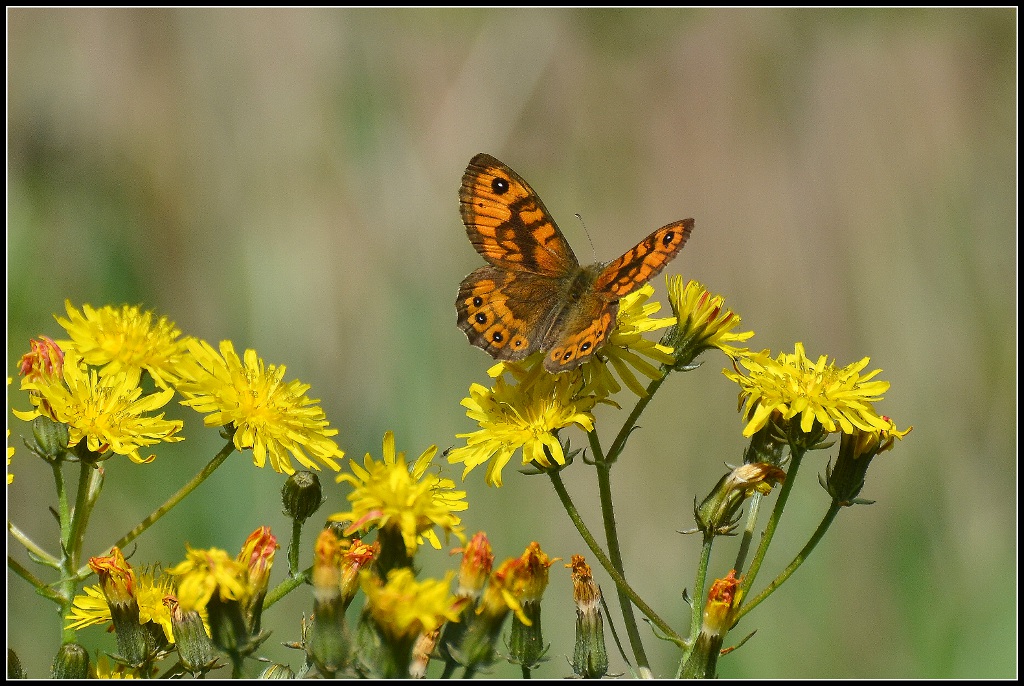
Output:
[{"xmin": 575, "ymin": 213, "xmax": 598, "ymax": 262}]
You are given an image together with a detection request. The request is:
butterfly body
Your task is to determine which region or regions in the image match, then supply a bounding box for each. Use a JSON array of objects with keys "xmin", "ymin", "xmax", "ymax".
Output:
[{"xmin": 457, "ymin": 153, "xmax": 693, "ymax": 373}]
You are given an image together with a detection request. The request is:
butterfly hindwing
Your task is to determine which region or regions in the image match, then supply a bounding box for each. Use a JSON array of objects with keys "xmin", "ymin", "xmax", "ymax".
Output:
[
  {"xmin": 460, "ymin": 153, "xmax": 579, "ymax": 277},
  {"xmin": 541, "ymin": 293, "xmax": 618, "ymax": 372},
  {"xmin": 593, "ymin": 219, "xmax": 694, "ymax": 297},
  {"xmin": 456, "ymin": 266, "xmax": 561, "ymax": 362}
]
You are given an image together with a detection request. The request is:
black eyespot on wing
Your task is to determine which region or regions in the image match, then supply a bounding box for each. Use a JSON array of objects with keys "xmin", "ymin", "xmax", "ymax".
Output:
[{"xmin": 491, "ymin": 177, "xmax": 509, "ymax": 194}]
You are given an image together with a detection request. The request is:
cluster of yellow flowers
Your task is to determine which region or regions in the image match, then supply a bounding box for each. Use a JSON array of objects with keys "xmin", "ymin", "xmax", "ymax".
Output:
[{"xmin": 9, "ymin": 271, "xmax": 910, "ymax": 678}]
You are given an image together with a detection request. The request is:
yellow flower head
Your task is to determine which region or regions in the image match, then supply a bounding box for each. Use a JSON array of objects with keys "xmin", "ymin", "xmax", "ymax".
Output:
[
  {"xmin": 56, "ymin": 300, "xmax": 188, "ymax": 389},
  {"xmin": 168, "ymin": 546, "xmax": 250, "ymax": 613},
  {"xmin": 13, "ymin": 349, "xmax": 183, "ymax": 463},
  {"xmin": 330, "ymin": 431, "xmax": 467, "ymax": 556},
  {"xmin": 360, "ymin": 568, "xmax": 465, "ymax": 641},
  {"xmin": 176, "ymin": 339, "xmax": 344, "ymax": 474},
  {"xmin": 67, "ymin": 566, "xmax": 185, "ymax": 643},
  {"xmin": 723, "ymin": 343, "xmax": 894, "ymax": 439},
  {"xmin": 447, "ymin": 368, "xmax": 596, "ymax": 487},
  {"xmin": 667, "ymin": 276, "xmax": 754, "ymax": 363}
]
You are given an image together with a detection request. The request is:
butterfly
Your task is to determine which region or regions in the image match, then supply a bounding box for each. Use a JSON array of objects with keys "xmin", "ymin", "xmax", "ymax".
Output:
[{"xmin": 456, "ymin": 153, "xmax": 694, "ymax": 373}]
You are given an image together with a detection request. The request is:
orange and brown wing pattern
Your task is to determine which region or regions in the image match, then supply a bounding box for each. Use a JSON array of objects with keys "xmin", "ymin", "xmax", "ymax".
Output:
[
  {"xmin": 541, "ymin": 296, "xmax": 618, "ymax": 372},
  {"xmin": 456, "ymin": 265, "xmax": 560, "ymax": 362},
  {"xmin": 592, "ymin": 219, "xmax": 694, "ymax": 298},
  {"xmin": 460, "ymin": 153, "xmax": 578, "ymax": 277}
]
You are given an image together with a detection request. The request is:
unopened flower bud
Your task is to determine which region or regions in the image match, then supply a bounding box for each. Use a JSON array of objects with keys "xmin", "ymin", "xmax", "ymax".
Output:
[
  {"xmin": 567, "ymin": 555, "xmax": 607, "ymax": 679},
  {"xmin": 89, "ymin": 548, "xmax": 152, "ymax": 667},
  {"xmin": 282, "ymin": 471, "xmax": 322, "ymax": 523},
  {"xmin": 681, "ymin": 570, "xmax": 743, "ymax": 678},
  {"xmin": 409, "ymin": 628, "xmax": 441, "ymax": 678},
  {"xmin": 31, "ymin": 415, "xmax": 69, "ymax": 461},
  {"xmin": 238, "ymin": 526, "xmax": 278, "ymax": 634},
  {"xmin": 50, "ymin": 642, "xmax": 90, "ymax": 679},
  {"xmin": 309, "ymin": 528, "xmax": 351, "ymax": 676},
  {"xmin": 508, "ymin": 543, "xmax": 555, "ymax": 671},
  {"xmin": 823, "ymin": 422, "xmax": 911, "ymax": 505},
  {"xmin": 165, "ymin": 596, "xmax": 215, "ymax": 674},
  {"xmin": 694, "ymin": 463, "xmax": 785, "ymax": 536}
]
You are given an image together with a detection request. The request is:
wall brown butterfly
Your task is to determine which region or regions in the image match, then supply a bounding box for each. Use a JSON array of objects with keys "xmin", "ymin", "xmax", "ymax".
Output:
[{"xmin": 457, "ymin": 153, "xmax": 694, "ymax": 373}]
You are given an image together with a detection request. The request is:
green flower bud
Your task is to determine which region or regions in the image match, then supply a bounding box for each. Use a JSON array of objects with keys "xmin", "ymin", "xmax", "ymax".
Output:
[
  {"xmin": 166, "ymin": 597, "xmax": 216, "ymax": 674},
  {"xmin": 694, "ymin": 463, "xmax": 786, "ymax": 536},
  {"xmin": 567, "ymin": 556, "xmax": 608, "ymax": 679},
  {"xmin": 50, "ymin": 642, "xmax": 89, "ymax": 679},
  {"xmin": 31, "ymin": 415, "xmax": 69, "ymax": 461},
  {"xmin": 282, "ymin": 471, "xmax": 323, "ymax": 523}
]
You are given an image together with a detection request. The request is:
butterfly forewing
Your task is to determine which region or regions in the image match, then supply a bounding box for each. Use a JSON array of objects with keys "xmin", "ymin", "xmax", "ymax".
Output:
[
  {"xmin": 592, "ymin": 219, "xmax": 694, "ymax": 298},
  {"xmin": 460, "ymin": 153, "xmax": 579, "ymax": 277}
]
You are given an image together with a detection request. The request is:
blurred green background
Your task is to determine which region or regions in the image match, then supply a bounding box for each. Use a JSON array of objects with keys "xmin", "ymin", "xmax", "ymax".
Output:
[{"xmin": 7, "ymin": 8, "xmax": 1016, "ymax": 679}]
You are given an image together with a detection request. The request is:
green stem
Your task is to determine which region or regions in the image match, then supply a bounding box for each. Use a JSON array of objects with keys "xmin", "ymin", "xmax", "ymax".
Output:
[
  {"xmin": 732, "ymin": 501, "xmax": 841, "ymax": 625},
  {"xmin": 739, "ymin": 445, "xmax": 806, "ymax": 600},
  {"xmin": 57, "ymin": 462, "xmax": 100, "ymax": 642},
  {"xmin": 288, "ymin": 519, "xmax": 302, "ymax": 576},
  {"xmin": 114, "ymin": 440, "xmax": 235, "ymax": 550},
  {"xmin": 593, "ymin": 458, "xmax": 650, "ymax": 673},
  {"xmin": 67, "ymin": 463, "xmax": 101, "ymax": 570},
  {"xmin": 8, "ymin": 556, "xmax": 62, "ymax": 603},
  {"xmin": 547, "ymin": 470, "xmax": 682, "ymax": 645},
  {"xmin": 583, "ymin": 370, "xmax": 679, "ymax": 676},
  {"xmin": 676, "ymin": 533, "xmax": 713, "ymax": 677},
  {"xmin": 689, "ymin": 534, "xmax": 714, "ymax": 643},
  {"xmin": 8, "ymin": 521, "xmax": 59, "ymax": 568},
  {"xmin": 604, "ymin": 374, "xmax": 667, "ymax": 465},
  {"xmin": 52, "ymin": 461, "xmax": 71, "ymax": 544},
  {"xmin": 264, "ymin": 567, "xmax": 310, "ymax": 610},
  {"xmin": 733, "ymin": 491, "xmax": 764, "ymax": 574}
]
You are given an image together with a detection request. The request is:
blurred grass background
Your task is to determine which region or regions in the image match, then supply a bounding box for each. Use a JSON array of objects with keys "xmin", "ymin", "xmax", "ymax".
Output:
[{"xmin": 6, "ymin": 8, "xmax": 1016, "ymax": 678}]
